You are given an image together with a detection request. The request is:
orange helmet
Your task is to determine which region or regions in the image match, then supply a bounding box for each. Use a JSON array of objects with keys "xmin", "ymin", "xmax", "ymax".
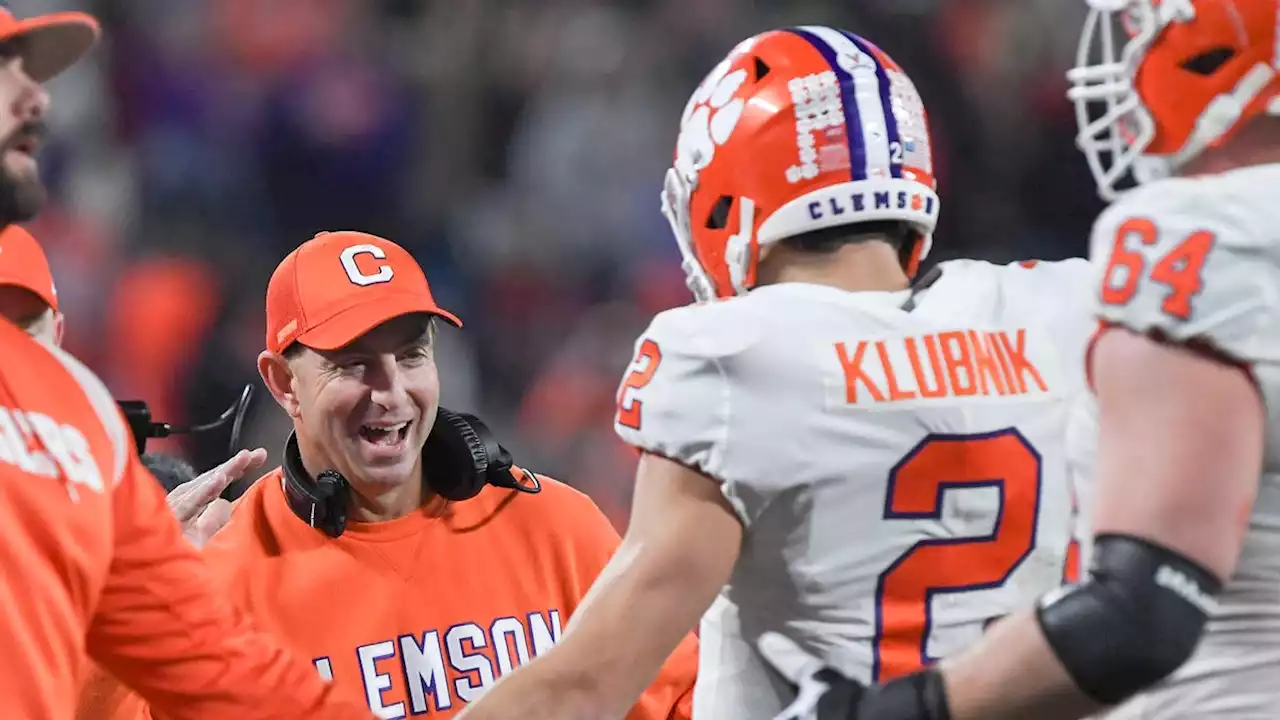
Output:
[
  {"xmin": 660, "ymin": 26, "xmax": 940, "ymax": 302},
  {"xmin": 1070, "ymin": 0, "xmax": 1280, "ymax": 200}
]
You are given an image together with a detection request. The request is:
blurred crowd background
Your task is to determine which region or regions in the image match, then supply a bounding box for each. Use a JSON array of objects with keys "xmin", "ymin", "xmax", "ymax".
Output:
[{"xmin": 30, "ymin": 0, "xmax": 1106, "ymax": 529}]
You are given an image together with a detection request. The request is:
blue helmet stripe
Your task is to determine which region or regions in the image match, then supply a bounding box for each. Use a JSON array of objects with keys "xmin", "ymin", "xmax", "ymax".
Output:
[{"xmin": 786, "ymin": 27, "xmax": 867, "ymax": 181}]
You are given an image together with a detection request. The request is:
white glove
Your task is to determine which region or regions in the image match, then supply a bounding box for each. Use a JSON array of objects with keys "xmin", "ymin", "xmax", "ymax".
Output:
[{"xmin": 757, "ymin": 631, "xmax": 866, "ymax": 720}]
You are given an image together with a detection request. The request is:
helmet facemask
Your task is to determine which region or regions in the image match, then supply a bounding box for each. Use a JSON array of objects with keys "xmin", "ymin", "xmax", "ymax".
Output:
[
  {"xmin": 1068, "ymin": 0, "xmax": 1175, "ymax": 200},
  {"xmin": 1070, "ymin": 0, "xmax": 1280, "ymax": 200}
]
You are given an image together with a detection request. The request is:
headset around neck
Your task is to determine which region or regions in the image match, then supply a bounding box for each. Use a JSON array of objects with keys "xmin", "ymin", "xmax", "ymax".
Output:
[{"xmin": 280, "ymin": 407, "xmax": 540, "ymax": 537}]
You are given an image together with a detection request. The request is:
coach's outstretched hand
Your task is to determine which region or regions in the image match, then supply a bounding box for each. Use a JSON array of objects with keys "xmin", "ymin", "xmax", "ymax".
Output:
[{"xmin": 165, "ymin": 448, "xmax": 267, "ymax": 548}]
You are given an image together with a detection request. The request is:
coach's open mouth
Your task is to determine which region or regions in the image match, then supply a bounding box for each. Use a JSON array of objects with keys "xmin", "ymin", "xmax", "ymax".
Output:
[{"xmin": 358, "ymin": 420, "xmax": 412, "ymax": 452}]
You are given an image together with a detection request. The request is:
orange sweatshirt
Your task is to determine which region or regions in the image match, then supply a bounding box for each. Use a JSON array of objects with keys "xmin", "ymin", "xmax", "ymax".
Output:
[{"xmin": 79, "ymin": 464, "xmax": 698, "ymax": 719}]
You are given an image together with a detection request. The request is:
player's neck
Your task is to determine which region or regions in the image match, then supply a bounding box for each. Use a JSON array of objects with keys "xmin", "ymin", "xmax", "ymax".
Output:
[
  {"xmin": 1181, "ymin": 116, "xmax": 1280, "ymax": 177},
  {"xmin": 757, "ymin": 241, "xmax": 909, "ymax": 294}
]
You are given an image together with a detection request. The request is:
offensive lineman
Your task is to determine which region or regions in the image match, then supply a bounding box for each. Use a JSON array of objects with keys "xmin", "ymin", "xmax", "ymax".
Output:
[
  {"xmin": 780, "ymin": 1, "xmax": 1280, "ymax": 718},
  {"xmin": 0, "ymin": 6, "xmax": 373, "ymax": 718},
  {"xmin": 457, "ymin": 26, "xmax": 1092, "ymax": 720}
]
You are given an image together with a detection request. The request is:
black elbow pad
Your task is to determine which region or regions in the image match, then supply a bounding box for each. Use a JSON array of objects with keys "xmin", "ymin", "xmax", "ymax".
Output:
[{"xmin": 1035, "ymin": 533, "xmax": 1222, "ymax": 705}]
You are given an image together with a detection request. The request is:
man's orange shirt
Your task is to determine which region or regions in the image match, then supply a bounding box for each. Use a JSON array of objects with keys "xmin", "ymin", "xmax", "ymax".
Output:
[
  {"xmin": 85, "ymin": 465, "xmax": 697, "ymax": 719},
  {"xmin": 0, "ymin": 321, "xmax": 370, "ymax": 719}
]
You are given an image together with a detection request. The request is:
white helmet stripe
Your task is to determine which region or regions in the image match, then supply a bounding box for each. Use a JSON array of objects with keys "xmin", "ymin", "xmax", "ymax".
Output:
[{"xmin": 798, "ymin": 25, "xmax": 893, "ymax": 180}]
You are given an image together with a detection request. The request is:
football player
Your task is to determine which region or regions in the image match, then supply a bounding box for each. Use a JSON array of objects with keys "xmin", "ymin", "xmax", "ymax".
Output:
[
  {"xmin": 781, "ymin": 1, "xmax": 1280, "ymax": 718},
  {"xmin": 457, "ymin": 26, "xmax": 1093, "ymax": 720}
]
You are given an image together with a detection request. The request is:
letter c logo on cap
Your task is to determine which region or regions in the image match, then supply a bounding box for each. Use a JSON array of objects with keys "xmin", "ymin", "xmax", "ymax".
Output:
[{"xmin": 340, "ymin": 244, "xmax": 394, "ymax": 286}]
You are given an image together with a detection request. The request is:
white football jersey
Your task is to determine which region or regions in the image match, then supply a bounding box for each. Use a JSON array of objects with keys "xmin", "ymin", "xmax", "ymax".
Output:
[
  {"xmin": 615, "ymin": 259, "xmax": 1094, "ymax": 719},
  {"xmin": 1082, "ymin": 164, "xmax": 1280, "ymax": 720}
]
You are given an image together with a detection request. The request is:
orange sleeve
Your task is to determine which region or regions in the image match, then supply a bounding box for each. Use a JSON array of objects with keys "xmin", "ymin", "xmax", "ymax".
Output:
[
  {"xmin": 75, "ymin": 662, "xmax": 148, "ymax": 720},
  {"xmin": 84, "ymin": 453, "xmax": 372, "ymax": 720},
  {"xmin": 562, "ymin": 482, "xmax": 700, "ymax": 720}
]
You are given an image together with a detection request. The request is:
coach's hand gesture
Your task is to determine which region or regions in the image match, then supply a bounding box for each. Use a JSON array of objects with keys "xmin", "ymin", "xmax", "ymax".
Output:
[{"xmin": 166, "ymin": 448, "xmax": 267, "ymax": 548}]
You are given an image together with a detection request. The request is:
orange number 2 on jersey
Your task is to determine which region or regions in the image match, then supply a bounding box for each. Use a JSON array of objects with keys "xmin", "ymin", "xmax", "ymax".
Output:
[
  {"xmin": 873, "ymin": 430, "xmax": 1042, "ymax": 681},
  {"xmin": 1100, "ymin": 217, "xmax": 1216, "ymax": 320},
  {"xmin": 616, "ymin": 339, "xmax": 663, "ymax": 430}
]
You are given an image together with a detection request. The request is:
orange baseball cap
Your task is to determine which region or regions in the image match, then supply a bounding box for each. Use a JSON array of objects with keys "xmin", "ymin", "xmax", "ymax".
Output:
[
  {"xmin": 0, "ymin": 4, "xmax": 100, "ymax": 82},
  {"xmin": 0, "ymin": 225, "xmax": 56, "ymax": 311},
  {"xmin": 266, "ymin": 231, "xmax": 461, "ymax": 354}
]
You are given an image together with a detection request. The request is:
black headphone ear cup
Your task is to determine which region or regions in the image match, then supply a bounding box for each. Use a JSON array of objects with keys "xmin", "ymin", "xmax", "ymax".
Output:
[
  {"xmin": 423, "ymin": 408, "xmax": 490, "ymax": 501},
  {"xmin": 281, "ymin": 431, "xmax": 351, "ymax": 538},
  {"xmin": 457, "ymin": 412, "xmax": 513, "ymax": 481},
  {"xmin": 314, "ymin": 470, "xmax": 348, "ymax": 536}
]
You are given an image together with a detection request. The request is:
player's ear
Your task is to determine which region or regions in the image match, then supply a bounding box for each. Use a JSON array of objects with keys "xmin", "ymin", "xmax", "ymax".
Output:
[
  {"xmin": 51, "ymin": 311, "xmax": 64, "ymax": 347},
  {"xmin": 258, "ymin": 349, "xmax": 301, "ymax": 419}
]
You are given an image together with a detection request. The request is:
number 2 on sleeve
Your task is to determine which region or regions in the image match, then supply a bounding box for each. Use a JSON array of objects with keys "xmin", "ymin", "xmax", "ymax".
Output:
[
  {"xmin": 616, "ymin": 339, "xmax": 663, "ymax": 430},
  {"xmin": 1100, "ymin": 217, "xmax": 1216, "ymax": 320},
  {"xmin": 873, "ymin": 430, "xmax": 1042, "ymax": 681}
]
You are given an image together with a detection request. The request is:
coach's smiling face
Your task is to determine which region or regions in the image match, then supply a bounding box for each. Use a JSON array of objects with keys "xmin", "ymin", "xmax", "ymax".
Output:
[{"xmin": 261, "ymin": 314, "xmax": 441, "ymax": 522}]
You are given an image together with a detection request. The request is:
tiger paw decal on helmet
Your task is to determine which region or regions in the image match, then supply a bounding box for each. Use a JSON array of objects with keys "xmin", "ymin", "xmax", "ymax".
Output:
[
  {"xmin": 659, "ymin": 27, "xmax": 942, "ymax": 303},
  {"xmin": 675, "ymin": 65, "xmax": 749, "ymax": 177}
]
